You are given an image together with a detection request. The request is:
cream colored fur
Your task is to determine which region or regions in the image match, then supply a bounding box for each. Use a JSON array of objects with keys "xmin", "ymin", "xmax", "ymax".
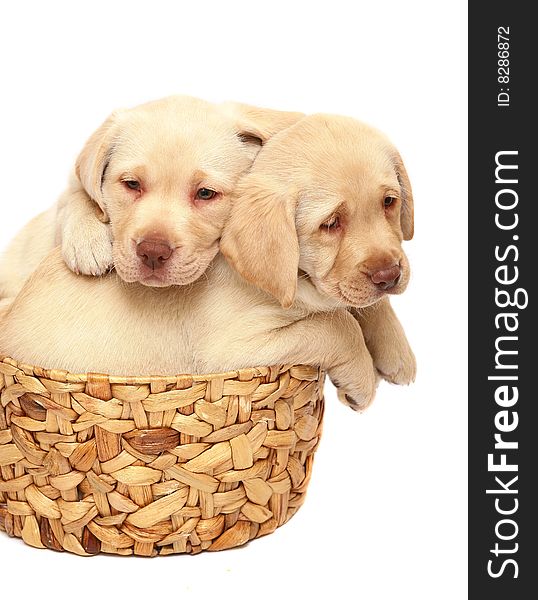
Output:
[
  {"xmin": 221, "ymin": 114, "xmax": 416, "ymax": 384},
  {"xmin": 0, "ymin": 110, "xmax": 415, "ymax": 410},
  {"xmin": 0, "ymin": 96, "xmax": 303, "ymax": 298},
  {"xmin": 0, "ymin": 206, "xmax": 58, "ymax": 299},
  {"xmin": 0, "ymin": 249, "xmax": 377, "ymax": 409}
]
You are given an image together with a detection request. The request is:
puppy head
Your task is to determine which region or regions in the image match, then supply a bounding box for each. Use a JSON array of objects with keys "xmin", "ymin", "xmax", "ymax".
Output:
[
  {"xmin": 75, "ymin": 96, "xmax": 290, "ymax": 287},
  {"xmin": 221, "ymin": 114, "xmax": 414, "ymax": 308}
]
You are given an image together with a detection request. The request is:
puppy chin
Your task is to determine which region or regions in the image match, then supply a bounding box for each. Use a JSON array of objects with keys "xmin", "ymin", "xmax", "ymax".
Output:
[
  {"xmin": 312, "ymin": 276, "xmax": 383, "ymax": 308},
  {"xmin": 338, "ymin": 286, "xmax": 385, "ymax": 308},
  {"xmin": 138, "ymin": 264, "xmax": 205, "ymax": 287}
]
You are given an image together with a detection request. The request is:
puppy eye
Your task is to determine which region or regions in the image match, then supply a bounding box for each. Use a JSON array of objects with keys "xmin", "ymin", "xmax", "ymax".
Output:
[
  {"xmin": 123, "ymin": 180, "xmax": 141, "ymax": 191},
  {"xmin": 321, "ymin": 215, "xmax": 340, "ymax": 231},
  {"xmin": 196, "ymin": 188, "xmax": 217, "ymax": 200},
  {"xmin": 384, "ymin": 196, "xmax": 396, "ymax": 208}
]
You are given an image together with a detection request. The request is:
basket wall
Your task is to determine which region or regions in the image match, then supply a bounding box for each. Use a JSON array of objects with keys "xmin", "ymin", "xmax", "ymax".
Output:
[{"xmin": 0, "ymin": 357, "xmax": 324, "ymax": 556}]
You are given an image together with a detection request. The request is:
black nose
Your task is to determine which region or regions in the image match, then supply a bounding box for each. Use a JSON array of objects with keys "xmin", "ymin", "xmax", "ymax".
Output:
[
  {"xmin": 370, "ymin": 265, "xmax": 401, "ymax": 290},
  {"xmin": 136, "ymin": 239, "xmax": 173, "ymax": 269}
]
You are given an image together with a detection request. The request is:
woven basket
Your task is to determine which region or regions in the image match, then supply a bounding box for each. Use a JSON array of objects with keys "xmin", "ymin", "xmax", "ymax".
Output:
[{"xmin": 0, "ymin": 356, "xmax": 324, "ymax": 556}]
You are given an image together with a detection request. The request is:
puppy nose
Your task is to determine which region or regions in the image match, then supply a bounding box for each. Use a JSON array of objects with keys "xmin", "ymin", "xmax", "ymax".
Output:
[
  {"xmin": 136, "ymin": 239, "xmax": 173, "ymax": 269},
  {"xmin": 370, "ymin": 264, "xmax": 401, "ymax": 290}
]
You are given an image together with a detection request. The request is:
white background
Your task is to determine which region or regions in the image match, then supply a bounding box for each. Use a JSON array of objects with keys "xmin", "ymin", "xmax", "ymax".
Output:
[{"xmin": 0, "ymin": 1, "xmax": 468, "ymax": 598}]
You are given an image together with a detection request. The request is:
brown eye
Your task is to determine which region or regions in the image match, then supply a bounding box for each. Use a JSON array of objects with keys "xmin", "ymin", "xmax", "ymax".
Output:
[
  {"xmin": 384, "ymin": 196, "xmax": 396, "ymax": 208},
  {"xmin": 321, "ymin": 215, "xmax": 340, "ymax": 231},
  {"xmin": 196, "ymin": 188, "xmax": 217, "ymax": 200},
  {"xmin": 123, "ymin": 179, "xmax": 140, "ymax": 191}
]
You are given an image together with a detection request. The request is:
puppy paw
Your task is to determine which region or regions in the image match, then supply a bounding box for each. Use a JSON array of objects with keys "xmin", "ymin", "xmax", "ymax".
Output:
[
  {"xmin": 336, "ymin": 370, "xmax": 379, "ymax": 412},
  {"xmin": 374, "ymin": 339, "xmax": 417, "ymax": 386},
  {"xmin": 61, "ymin": 220, "xmax": 113, "ymax": 276}
]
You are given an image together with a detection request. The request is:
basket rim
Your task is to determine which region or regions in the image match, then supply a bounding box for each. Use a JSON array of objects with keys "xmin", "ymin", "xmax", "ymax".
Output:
[{"xmin": 0, "ymin": 355, "xmax": 321, "ymax": 386}]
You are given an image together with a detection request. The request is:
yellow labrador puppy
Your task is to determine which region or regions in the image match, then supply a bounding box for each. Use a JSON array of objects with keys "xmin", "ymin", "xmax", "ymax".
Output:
[
  {"xmin": 221, "ymin": 113, "xmax": 416, "ymax": 385},
  {"xmin": 0, "ymin": 114, "xmax": 414, "ymax": 410},
  {"xmin": 0, "ymin": 96, "xmax": 303, "ymax": 298}
]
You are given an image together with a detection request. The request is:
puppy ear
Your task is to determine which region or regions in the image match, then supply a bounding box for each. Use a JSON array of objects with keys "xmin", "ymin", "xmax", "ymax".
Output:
[
  {"xmin": 220, "ymin": 175, "xmax": 300, "ymax": 308},
  {"xmin": 394, "ymin": 153, "xmax": 414, "ymax": 240},
  {"xmin": 235, "ymin": 125, "xmax": 265, "ymax": 161},
  {"xmin": 75, "ymin": 112, "xmax": 121, "ymax": 217},
  {"xmin": 221, "ymin": 101, "xmax": 304, "ymax": 142}
]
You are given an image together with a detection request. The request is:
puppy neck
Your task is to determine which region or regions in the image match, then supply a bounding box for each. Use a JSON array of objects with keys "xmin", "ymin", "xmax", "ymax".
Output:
[
  {"xmin": 294, "ymin": 271, "xmax": 344, "ymax": 312},
  {"xmin": 215, "ymin": 254, "xmax": 343, "ymax": 314}
]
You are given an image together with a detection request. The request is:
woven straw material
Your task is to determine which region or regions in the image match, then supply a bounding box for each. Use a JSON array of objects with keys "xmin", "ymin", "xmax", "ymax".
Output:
[{"xmin": 0, "ymin": 356, "xmax": 324, "ymax": 556}]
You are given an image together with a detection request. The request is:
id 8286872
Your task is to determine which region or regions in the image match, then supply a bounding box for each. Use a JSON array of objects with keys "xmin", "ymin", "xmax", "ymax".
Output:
[{"xmin": 497, "ymin": 26, "xmax": 510, "ymax": 107}]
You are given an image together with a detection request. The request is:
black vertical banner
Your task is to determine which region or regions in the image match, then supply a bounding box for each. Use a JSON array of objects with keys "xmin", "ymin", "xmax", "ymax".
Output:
[{"xmin": 469, "ymin": 3, "xmax": 535, "ymax": 598}]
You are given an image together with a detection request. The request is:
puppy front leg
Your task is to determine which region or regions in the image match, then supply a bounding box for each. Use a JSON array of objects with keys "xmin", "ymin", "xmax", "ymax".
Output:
[
  {"xmin": 352, "ymin": 297, "xmax": 416, "ymax": 385},
  {"xmin": 263, "ymin": 310, "xmax": 378, "ymax": 411},
  {"xmin": 55, "ymin": 174, "xmax": 113, "ymax": 276}
]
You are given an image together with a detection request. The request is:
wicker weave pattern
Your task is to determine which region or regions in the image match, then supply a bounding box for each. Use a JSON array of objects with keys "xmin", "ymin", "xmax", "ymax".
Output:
[{"xmin": 0, "ymin": 356, "xmax": 324, "ymax": 556}]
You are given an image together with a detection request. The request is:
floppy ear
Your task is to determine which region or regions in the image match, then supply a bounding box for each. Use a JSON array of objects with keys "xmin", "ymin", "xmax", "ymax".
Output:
[
  {"xmin": 221, "ymin": 101, "xmax": 305, "ymax": 141},
  {"xmin": 235, "ymin": 123, "xmax": 265, "ymax": 161},
  {"xmin": 75, "ymin": 112, "xmax": 120, "ymax": 219},
  {"xmin": 394, "ymin": 153, "xmax": 414, "ymax": 240},
  {"xmin": 220, "ymin": 175, "xmax": 300, "ymax": 308}
]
